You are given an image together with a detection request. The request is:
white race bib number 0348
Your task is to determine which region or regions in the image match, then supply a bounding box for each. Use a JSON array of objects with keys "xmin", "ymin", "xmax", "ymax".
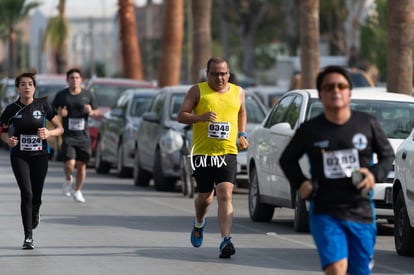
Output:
[
  {"xmin": 322, "ymin": 148, "xmax": 360, "ymax": 178},
  {"xmin": 208, "ymin": 122, "xmax": 230, "ymax": 139},
  {"xmin": 20, "ymin": 135, "xmax": 42, "ymax": 151},
  {"xmin": 68, "ymin": 117, "xmax": 85, "ymax": 131}
]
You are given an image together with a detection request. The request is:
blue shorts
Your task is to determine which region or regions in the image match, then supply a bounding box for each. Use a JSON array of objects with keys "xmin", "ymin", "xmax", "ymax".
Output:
[{"xmin": 309, "ymin": 207, "xmax": 376, "ymax": 275}]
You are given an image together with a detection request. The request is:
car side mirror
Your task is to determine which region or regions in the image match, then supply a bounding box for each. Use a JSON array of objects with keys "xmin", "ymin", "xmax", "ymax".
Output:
[
  {"xmin": 142, "ymin": 111, "xmax": 160, "ymax": 123},
  {"xmin": 270, "ymin": 122, "xmax": 294, "ymax": 135},
  {"xmin": 110, "ymin": 108, "xmax": 123, "ymax": 117}
]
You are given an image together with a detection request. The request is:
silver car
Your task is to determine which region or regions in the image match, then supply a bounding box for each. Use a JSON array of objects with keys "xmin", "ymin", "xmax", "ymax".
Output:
[{"xmin": 134, "ymin": 85, "xmax": 191, "ymax": 191}]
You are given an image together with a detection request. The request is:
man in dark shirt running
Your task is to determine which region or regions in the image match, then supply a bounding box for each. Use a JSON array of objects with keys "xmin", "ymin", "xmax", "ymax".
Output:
[
  {"xmin": 53, "ymin": 68, "xmax": 99, "ymax": 203},
  {"xmin": 279, "ymin": 66, "xmax": 394, "ymax": 275}
]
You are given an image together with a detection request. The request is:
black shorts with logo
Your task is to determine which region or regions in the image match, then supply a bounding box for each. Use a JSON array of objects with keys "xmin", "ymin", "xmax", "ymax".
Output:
[{"xmin": 192, "ymin": 154, "xmax": 237, "ymax": 193}]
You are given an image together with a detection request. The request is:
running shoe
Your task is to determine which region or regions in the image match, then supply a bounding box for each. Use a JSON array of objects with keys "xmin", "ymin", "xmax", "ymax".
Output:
[
  {"xmin": 219, "ymin": 236, "xmax": 235, "ymax": 258},
  {"xmin": 73, "ymin": 190, "xmax": 85, "ymax": 203},
  {"xmin": 22, "ymin": 238, "xmax": 34, "ymax": 250},
  {"xmin": 190, "ymin": 220, "xmax": 205, "ymax": 248},
  {"xmin": 32, "ymin": 212, "xmax": 40, "ymax": 229},
  {"xmin": 62, "ymin": 176, "xmax": 73, "ymax": 197}
]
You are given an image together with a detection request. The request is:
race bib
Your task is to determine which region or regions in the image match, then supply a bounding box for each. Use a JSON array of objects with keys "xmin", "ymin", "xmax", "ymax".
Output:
[
  {"xmin": 68, "ymin": 117, "xmax": 85, "ymax": 131},
  {"xmin": 20, "ymin": 135, "xmax": 42, "ymax": 151},
  {"xmin": 322, "ymin": 148, "xmax": 360, "ymax": 179},
  {"xmin": 208, "ymin": 122, "xmax": 230, "ymax": 139}
]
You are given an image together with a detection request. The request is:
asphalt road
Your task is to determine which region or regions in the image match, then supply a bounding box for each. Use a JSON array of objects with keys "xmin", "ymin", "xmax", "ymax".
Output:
[{"xmin": 0, "ymin": 149, "xmax": 413, "ymax": 275}]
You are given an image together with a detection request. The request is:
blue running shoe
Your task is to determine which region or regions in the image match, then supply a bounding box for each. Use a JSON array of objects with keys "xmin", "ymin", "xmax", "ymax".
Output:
[
  {"xmin": 219, "ymin": 237, "xmax": 235, "ymax": 258},
  {"xmin": 190, "ymin": 220, "xmax": 205, "ymax": 248}
]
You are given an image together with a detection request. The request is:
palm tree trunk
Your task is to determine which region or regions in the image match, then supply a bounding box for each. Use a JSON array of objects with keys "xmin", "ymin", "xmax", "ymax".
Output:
[
  {"xmin": 158, "ymin": 0, "xmax": 184, "ymax": 87},
  {"xmin": 118, "ymin": 0, "xmax": 143, "ymax": 79},
  {"xmin": 387, "ymin": 0, "xmax": 414, "ymax": 95},
  {"xmin": 191, "ymin": 0, "xmax": 212, "ymax": 83},
  {"xmin": 8, "ymin": 27, "xmax": 17, "ymax": 77},
  {"xmin": 300, "ymin": 0, "xmax": 319, "ymax": 89}
]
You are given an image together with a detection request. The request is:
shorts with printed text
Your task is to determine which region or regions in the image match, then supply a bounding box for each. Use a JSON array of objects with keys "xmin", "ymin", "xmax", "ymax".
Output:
[{"xmin": 192, "ymin": 154, "xmax": 237, "ymax": 193}]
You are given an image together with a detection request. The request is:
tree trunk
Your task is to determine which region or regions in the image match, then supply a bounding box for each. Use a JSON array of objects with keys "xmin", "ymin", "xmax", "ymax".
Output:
[
  {"xmin": 158, "ymin": 0, "xmax": 184, "ymax": 87},
  {"xmin": 191, "ymin": 0, "xmax": 212, "ymax": 83},
  {"xmin": 8, "ymin": 27, "xmax": 16, "ymax": 78},
  {"xmin": 300, "ymin": 0, "xmax": 319, "ymax": 89},
  {"xmin": 118, "ymin": 0, "xmax": 143, "ymax": 79},
  {"xmin": 56, "ymin": 0, "xmax": 68, "ymax": 74},
  {"xmin": 387, "ymin": 0, "xmax": 414, "ymax": 95}
]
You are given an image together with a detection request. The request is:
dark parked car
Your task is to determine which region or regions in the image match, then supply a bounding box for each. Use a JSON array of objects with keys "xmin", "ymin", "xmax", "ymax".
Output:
[
  {"xmin": 95, "ymin": 88, "xmax": 155, "ymax": 177},
  {"xmin": 84, "ymin": 77, "xmax": 155, "ymax": 163}
]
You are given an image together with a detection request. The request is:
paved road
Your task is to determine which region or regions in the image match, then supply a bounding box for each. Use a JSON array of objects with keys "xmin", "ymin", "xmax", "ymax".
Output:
[{"xmin": 0, "ymin": 150, "xmax": 413, "ymax": 275}]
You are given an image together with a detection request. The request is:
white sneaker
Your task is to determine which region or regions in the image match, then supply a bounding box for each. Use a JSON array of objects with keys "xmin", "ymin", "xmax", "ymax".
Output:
[
  {"xmin": 73, "ymin": 190, "xmax": 85, "ymax": 203},
  {"xmin": 62, "ymin": 176, "xmax": 73, "ymax": 197}
]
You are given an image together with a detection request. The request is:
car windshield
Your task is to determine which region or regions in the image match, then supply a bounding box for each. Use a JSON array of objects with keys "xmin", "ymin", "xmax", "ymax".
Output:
[
  {"xmin": 91, "ymin": 84, "xmax": 131, "ymax": 107},
  {"xmin": 245, "ymin": 94, "xmax": 267, "ymax": 123},
  {"xmin": 170, "ymin": 94, "xmax": 185, "ymax": 120},
  {"xmin": 131, "ymin": 96, "xmax": 153, "ymax": 117},
  {"xmin": 307, "ymin": 99, "xmax": 414, "ymax": 139},
  {"xmin": 35, "ymin": 84, "xmax": 67, "ymax": 104}
]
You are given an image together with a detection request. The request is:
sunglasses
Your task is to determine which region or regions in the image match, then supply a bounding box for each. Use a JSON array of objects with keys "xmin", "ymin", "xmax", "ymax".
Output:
[
  {"xmin": 322, "ymin": 83, "xmax": 350, "ymax": 91},
  {"xmin": 208, "ymin": 72, "xmax": 228, "ymax": 77}
]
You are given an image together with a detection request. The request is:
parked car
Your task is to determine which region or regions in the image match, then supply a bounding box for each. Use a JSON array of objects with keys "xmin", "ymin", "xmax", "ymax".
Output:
[
  {"xmin": 0, "ymin": 78, "xmax": 16, "ymax": 148},
  {"xmin": 246, "ymin": 85, "xmax": 287, "ymax": 109},
  {"xmin": 84, "ymin": 77, "xmax": 155, "ymax": 162},
  {"xmin": 0, "ymin": 78, "xmax": 17, "ymax": 114},
  {"xmin": 134, "ymin": 85, "xmax": 191, "ymax": 191},
  {"xmin": 94, "ymin": 88, "xmax": 156, "ymax": 177},
  {"xmin": 34, "ymin": 75, "xmax": 67, "ymax": 160},
  {"xmin": 392, "ymin": 129, "xmax": 414, "ymax": 256},
  {"xmin": 247, "ymin": 88, "xmax": 414, "ymax": 232}
]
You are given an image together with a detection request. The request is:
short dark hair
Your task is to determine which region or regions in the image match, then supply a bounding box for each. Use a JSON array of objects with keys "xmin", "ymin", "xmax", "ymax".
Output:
[
  {"xmin": 316, "ymin": 66, "xmax": 352, "ymax": 92},
  {"xmin": 206, "ymin": 57, "xmax": 229, "ymax": 72},
  {"xmin": 15, "ymin": 72, "xmax": 36, "ymax": 87},
  {"xmin": 66, "ymin": 68, "xmax": 82, "ymax": 78}
]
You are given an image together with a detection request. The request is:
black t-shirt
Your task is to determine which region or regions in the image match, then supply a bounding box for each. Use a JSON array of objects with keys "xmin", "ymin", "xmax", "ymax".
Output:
[
  {"xmin": 52, "ymin": 88, "xmax": 98, "ymax": 145},
  {"xmin": 279, "ymin": 111, "xmax": 395, "ymax": 222},
  {"xmin": 0, "ymin": 98, "xmax": 57, "ymax": 156}
]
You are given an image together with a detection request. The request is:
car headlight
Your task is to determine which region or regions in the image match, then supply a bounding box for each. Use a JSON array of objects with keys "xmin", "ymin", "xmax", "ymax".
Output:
[{"xmin": 159, "ymin": 129, "xmax": 183, "ymax": 153}]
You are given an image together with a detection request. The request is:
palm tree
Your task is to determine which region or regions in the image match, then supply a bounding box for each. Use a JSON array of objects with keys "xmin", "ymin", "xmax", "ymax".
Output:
[
  {"xmin": 42, "ymin": 0, "xmax": 68, "ymax": 74},
  {"xmin": 118, "ymin": 0, "xmax": 143, "ymax": 79},
  {"xmin": 190, "ymin": 0, "xmax": 212, "ymax": 83},
  {"xmin": 299, "ymin": 0, "xmax": 319, "ymax": 89},
  {"xmin": 158, "ymin": 0, "xmax": 184, "ymax": 87},
  {"xmin": 0, "ymin": 0, "xmax": 40, "ymax": 77},
  {"xmin": 387, "ymin": 0, "xmax": 414, "ymax": 95}
]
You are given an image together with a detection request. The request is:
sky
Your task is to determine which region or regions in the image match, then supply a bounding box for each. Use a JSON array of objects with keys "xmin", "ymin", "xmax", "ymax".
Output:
[{"xmin": 29, "ymin": 0, "xmax": 163, "ymax": 18}]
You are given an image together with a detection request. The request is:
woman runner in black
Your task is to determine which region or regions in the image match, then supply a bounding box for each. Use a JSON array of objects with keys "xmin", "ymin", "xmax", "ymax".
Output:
[{"xmin": 0, "ymin": 72, "xmax": 63, "ymax": 249}]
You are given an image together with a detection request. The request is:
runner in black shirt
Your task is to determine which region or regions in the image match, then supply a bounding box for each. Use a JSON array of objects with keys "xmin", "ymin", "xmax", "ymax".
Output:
[
  {"xmin": 52, "ymin": 68, "xmax": 98, "ymax": 203},
  {"xmin": 0, "ymin": 72, "xmax": 63, "ymax": 249},
  {"xmin": 279, "ymin": 66, "xmax": 394, "ymax": 275}
]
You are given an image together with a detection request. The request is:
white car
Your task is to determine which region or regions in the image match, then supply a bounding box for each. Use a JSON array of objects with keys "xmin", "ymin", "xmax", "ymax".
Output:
[
  {"xmin": 247, "ymin": 88, "xmax": 414, "ymax": 232},
  {"xmin": 393, "ymin": 129, "xmax": 414, "ymax": 256}
]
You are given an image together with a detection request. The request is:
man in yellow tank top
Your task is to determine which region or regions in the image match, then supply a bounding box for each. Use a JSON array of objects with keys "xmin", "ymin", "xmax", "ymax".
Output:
[{"xmin": 178, "ymin": 57, "xmax": 248, "ymax": 259}]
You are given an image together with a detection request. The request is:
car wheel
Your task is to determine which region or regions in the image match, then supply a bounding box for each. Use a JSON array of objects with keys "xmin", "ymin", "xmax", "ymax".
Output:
[
  {"xmin": 181, "ymin": 154, "xmax": 195, "ymax": 198},
  {"xmin": 95, "ymin": 140, "xmax": 111, "ymax": 174},
  {"xmin": 133, "ymin": 147, "xmax": 151, "ymax": 186},
  {"xmin": 116, "ymin": 145, "xmax": 132, "ymax": 178},
  {"xmin": 153, "ymin": 148, "xmax": 176, "ymax": 191},
  {"xmin": 394, "ymin": 190, "xmax": 414, "ymax": 256},
  {"xmin": 248, "ymin": 167, "xmax": 274, "ymax": 222},
  {"xmin": 294, "ymin": 192, "xmax": 309, "ymax": 232}
]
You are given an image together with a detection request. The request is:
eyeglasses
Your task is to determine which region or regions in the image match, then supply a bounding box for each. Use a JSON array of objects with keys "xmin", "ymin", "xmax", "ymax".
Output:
[
  {"xmin": 208, "ymin": 71, "xmax": 228, "ymax": 77},
  {"xmin": 322, "ymin": 82, "xmax": 350, "ymax": 91}
]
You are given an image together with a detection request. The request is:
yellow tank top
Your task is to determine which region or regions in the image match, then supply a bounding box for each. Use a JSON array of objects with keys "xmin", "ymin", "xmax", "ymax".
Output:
[{"xmin": 192, "ymin": 82, "xmax": 240, "ymax": 155}]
